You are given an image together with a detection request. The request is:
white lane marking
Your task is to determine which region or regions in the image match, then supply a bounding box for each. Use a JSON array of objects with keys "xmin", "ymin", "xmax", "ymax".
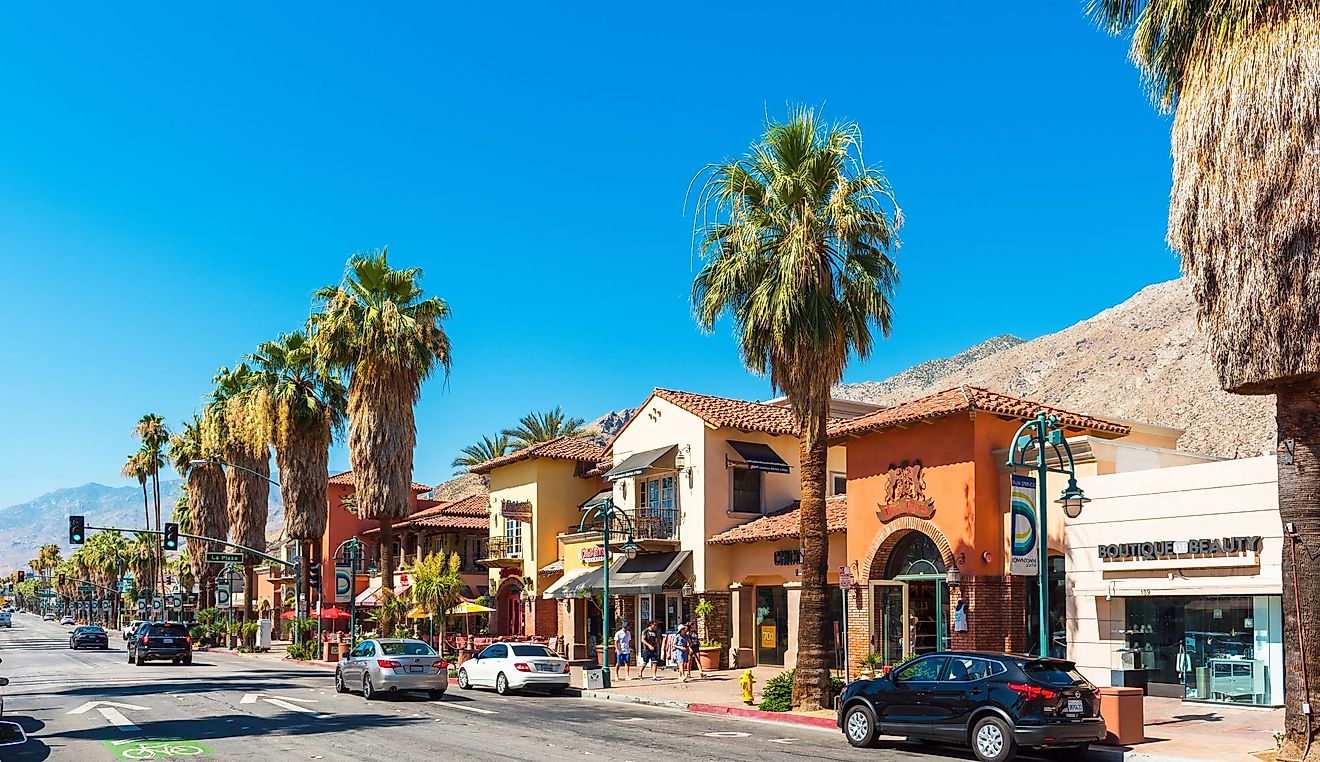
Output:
[
  {"xmin": 241, "ymin": 693, "xmax": 320, "ymax": 714},
  {"xmin": 68, "ymin": 700, "xmax": 150, "ymax": 715},
  {"xmin": 431, "ymin": 699, "xmax": 497, "ymax": 715},
  {"xmin": 768, "ymin": 738, "xmax": 797, "ymax": 744},
  {"xmin": 97, "ymin": 707, "xmax": 140, "ymax": 732}
]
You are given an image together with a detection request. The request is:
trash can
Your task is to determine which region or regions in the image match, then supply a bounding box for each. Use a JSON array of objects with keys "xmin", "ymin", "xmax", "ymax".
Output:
[
  {"xmin": 581, "ymin": 668, "xmax": 605, "ymax": 690},
  {"xmin": 256, "ymin": 618, "xmax": 273, "ymax": 648},
  {"xmin": 323, "ymin": 641, "xmax": 337, "ymax": 662},
  {"xmin": 1098, "ymin": 686, "xmax": 1145, "ymax": 745}
]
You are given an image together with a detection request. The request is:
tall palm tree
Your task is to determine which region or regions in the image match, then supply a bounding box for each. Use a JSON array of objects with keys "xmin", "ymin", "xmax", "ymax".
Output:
[
  {"xmin": 502, "ymin": 408, "xmax": 586, "ymax": 448},
  {"xmin": 692, "ymin": 107, "xmax": 901, "ymax": 710},
  {"xmin": 308, "ymin": 249, "xmax": 452, "ymax": 591},
  {"xmin": 246, "ymin": 330, "xmax": 347, "ymax": 617},
  {"xmin": 132, "ymin": 413, "xmax": 171, "ymax": 603},
  {"xmin": 1088, "ymin": 3, "xmax": 1320, "ymax": 754},
  {"xmin": 452, "ymin": 433, "xmax": 514, "ymax": 470},
  {"xmin": 207, "ymin": 364, "xmax": 271, "ymax": 624},
  {"xmin": 169, "ymin": 415, "xmax": 230, "ymax": 609},
  {"xmin": 121, "ymin": 452, "xmax": 151, "ymax": 539},
  {"xmin": 127, "ymin": 532, "xmax": 159, "ymax": 603}
]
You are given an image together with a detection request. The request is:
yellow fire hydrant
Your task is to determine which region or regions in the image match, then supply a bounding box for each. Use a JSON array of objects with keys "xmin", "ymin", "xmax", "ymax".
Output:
[{"xmin": 740, "ymin": 669, "xmax": 756, "ymax": 705}]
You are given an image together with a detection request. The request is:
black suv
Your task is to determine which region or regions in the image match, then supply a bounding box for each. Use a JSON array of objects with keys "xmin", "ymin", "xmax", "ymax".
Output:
[
  {"xmin": 127, "ymin": 622, "xmax": 193, "ymax": 666},
  {"xmin": 837, "ymin": 651, "xmax": 1106, "ymax": 762}
]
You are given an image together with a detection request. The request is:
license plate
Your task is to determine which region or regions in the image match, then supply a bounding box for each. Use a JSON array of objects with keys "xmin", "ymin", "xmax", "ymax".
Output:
[
  {"xmin": 535, "ymin": 663, "xmax": 556, "ymax": 672},
  {"xmin": 408, "ymin": 665, "xmax": 424, "ymax": 673},
  {"xmin": 161, "ymin": 638, "xmax": 173, "ymax": 644},
  {"xmin": 1066, "ymin": 699, "xmax": 1084, "ymax": 715}
]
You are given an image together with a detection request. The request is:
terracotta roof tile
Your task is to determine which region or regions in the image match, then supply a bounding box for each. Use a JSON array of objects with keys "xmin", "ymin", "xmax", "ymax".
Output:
[
  {"xmin": 328, "ymin": 470, "xmax": 431, "ymax": 493},
  {"xmin": 826, "ymin": 385, "xmax": 1131, "ymax": 439},
  {"xmin": 707, "ymin": 496, "xmax": 847, "ymax": 545},
  {"xmin": 363, "ymin": 492, "xmax": 491, "ymax": 534},
  {"xmin": 468, "ymin": 436, "xmax": 606, "ymax": 475}
]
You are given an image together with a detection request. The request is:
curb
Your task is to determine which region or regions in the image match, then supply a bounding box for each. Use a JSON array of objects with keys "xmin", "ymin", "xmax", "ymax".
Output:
[
  {"xmin": 688, "ymin": 702, "xmax": 836, "ymax": 729},
  {"xmin": 575, "ymin": 689, "xmax": 690, "ymax": 710}
]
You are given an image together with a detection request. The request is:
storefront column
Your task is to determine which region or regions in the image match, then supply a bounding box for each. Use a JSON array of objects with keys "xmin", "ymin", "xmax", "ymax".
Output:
[
  {"xmin": 694, "ymin": 591, "xmax": 730, "ymax": 669},
  {"xmin": 784, "ymin": 582, "xmax": 802, "ymax": 670},
  {"xmin": 729, "ymin": 584, "xmax": 750, "ymax": 668}
]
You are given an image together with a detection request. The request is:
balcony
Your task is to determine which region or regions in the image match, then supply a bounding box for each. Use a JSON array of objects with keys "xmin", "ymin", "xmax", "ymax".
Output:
[
  {"xmin": 565, "ymin": 507, "xmax": 680, "ymax": 544},
  {"xmin": 477, "ymin": 537, "xmax": 523, "ymax": 569}
]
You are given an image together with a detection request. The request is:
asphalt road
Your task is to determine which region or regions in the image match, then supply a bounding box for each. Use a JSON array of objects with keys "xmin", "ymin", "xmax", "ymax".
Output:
[{"xmin": 0, "ymin": 613, "xmax": 1055, "ymax": 762}]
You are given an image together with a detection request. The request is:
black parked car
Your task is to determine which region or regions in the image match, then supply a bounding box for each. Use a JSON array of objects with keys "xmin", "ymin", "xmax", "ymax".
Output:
[
  {"xmin": 127, "ymin": 622, "xmax": 192, "ymax": 666},
  {"xmin": 69, "ymin": 625, "xmax": 109, "ymax": 650},
  {"xmin": 837, "ymin": 651, "xmax": 1106, "ymax": 762}
]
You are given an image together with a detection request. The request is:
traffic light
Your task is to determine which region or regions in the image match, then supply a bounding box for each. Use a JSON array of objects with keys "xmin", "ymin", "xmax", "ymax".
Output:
[
  {"xmin": 308, "ymin": 562, "xmax": 322, "ymax": 588},
  {"xmin": 58, "ymin": 573, "xmax": 66, "ymax": 586},
  {"xmin": 69, "ymin": 515, "xmax": 85, "ymax": 544},
  {"xmin": 163, "ymin": 523, "xmax": 179, "ymax": 551},
  {"xmin": 16, "ymin": 571, "xmax": 23, "ymax": 583}
]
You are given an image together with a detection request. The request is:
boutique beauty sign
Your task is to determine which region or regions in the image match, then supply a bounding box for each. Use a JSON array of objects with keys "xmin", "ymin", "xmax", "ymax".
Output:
[
  {"xmin": 1009, "ymin": 475, "xmax": 1038, "ymax": 577},
  {"xmin": 1098, "ymin": 536, "xmax": 1262, "ymax": 561}
]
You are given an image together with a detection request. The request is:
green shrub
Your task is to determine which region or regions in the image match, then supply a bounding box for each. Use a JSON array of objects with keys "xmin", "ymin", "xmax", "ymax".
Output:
[
  {"xmin": 286, "ymin": 641, "xmax": 320, "ymax": 661},
  {"xmin": 759, "ymin": 669, "xmax": 795, "ymax": 712}
]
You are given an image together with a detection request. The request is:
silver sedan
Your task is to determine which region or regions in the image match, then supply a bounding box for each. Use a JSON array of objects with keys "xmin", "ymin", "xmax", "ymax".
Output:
[{"xmin": 336, "ymin": 638, "xmax": 449, "ymax": 700}]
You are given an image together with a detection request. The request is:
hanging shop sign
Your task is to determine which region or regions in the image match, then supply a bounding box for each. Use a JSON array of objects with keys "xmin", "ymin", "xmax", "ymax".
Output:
[
  {"xmin": 760, "ymin": 625, "xmax": 777, "ymax": 648},
  {"xmin": 1098, "ymin": 536, "xmax": 1262, "ymax": 561},
  {"xmin": 1009, "ymin": 474, "xmax": 1038, "ymax": 577},
  {"xmin": 500, "ymin": 500, "xmax": 533, "ymax": 522},
  {"xmin": 772, "ymin": 549, "xmax": 802, "ymax": 567},
  {"xmin": 580, "ymin": 545, "xmax": 605, "ymax": 565},
  {"xmin": 877, "ymin": 460, "xmax": 936, "ymax": 523}
]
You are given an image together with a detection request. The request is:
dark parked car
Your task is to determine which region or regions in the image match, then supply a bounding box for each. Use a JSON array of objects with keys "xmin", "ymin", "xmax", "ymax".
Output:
[
  {"xmin": 127, "ymin": 622, "xmax": 192, "ymax": 666},
  {"xmin": 69, "ymin": 625, "xmax": 109, "ymax": 650},
  {"xmin": 837, "ymin": 651, "xmax": 1106, "ymax": 762}
]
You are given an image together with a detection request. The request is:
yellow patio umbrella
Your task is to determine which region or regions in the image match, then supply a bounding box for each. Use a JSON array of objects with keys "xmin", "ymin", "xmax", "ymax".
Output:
[
  {"xmin": 448, "ymin": 600, "xmax": 497, "ymax": 638},
  {"xmin": 406, "ymin": 605, "xmax": 429, "ymax": 620}
]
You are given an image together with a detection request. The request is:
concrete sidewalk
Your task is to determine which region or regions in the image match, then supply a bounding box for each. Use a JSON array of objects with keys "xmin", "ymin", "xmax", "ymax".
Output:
[{"xmin": 571, "ymin": 665, "xmax": 1282, "ymax": 762}]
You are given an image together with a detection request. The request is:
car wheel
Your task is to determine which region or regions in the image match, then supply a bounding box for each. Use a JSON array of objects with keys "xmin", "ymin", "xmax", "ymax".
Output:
[
  {"xmin": 495, "ymin": 672, "xmax": 511, "ymax": 696},
  {"xmin": 127, "ymin": 650, "xmax": 134, "ymax": 664},
  {"xmin": 843, "ymin": 704, "xmax": 878, "ymax": 748},
  {"xmin": 335, "ymin": 670, "xmax": 349, "ymax": 694},
  {"xmin": 362, "ymin": 674, "xmax": 376, "ymax": 700},
  {"xmin": 970, "ymin": 715, "xmax": 1016, "ymax": 762},
  {"xmin": 182, "ymin": 654, "xmax": 192, "ymax": 666},
  {"xmin": 135, "ymin": 650, "xmax": 145, "ymax": 667},
  {"xmin": 427, "ymin": 690, "xmax": 445, "ymax": 700},
  {"xmin": 457, "ymin": 669, "xmax": 471, "ymax": 690}
]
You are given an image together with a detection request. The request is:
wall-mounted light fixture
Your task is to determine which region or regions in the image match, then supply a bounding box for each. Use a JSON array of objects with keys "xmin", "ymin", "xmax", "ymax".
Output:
[
  {"xmin": 674, "ymin": 444, "xmax": 693, "ymax": 487},
  {"xmin": 945, "ymin": 563, "xmax": 962, "ymax": 587}
]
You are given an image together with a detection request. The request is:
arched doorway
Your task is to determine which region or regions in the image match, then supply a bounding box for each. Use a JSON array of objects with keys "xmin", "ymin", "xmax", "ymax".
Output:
[
  {"xmin": 496, "ymin": 579, "xmax": 523, "ymax": 636},
  {"xmin": 870, "ymin": 530, "xmax": 951, "ymax": 664}
]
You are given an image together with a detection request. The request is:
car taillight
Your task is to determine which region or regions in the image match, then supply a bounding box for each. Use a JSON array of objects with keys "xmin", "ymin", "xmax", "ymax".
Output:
[
  {"xmin": 513, "ymin": 662, "xmax": 531, "ymax": 672},
  {"xmin": 185, "ymin": 636, "xmax": 192, "ymax": 645},
  {"xmin": 140, "ymin": 635, "xmax": 148, "ymax": 644},
  {"xmin": 1008, "ymin": 682, "xmax": 1059, "ymax": 700},
  {"xmin": 377, "ymin": 659, "xmax": 402, "ymax": 669},
  {"xmin": 433, "ymin": 659, "xmax": 448, "ymax": 670}
]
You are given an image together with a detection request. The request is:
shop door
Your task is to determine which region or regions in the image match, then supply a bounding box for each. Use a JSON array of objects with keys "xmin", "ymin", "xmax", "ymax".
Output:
[
  {"xmin": 898, "ymin": 578, "xmax": 950, "ymax": 656},
  {"xmin": 871, "ymin": 581, "xmax": 907, "ymax": 666},
  {"xmin": 663, "ymin": 593, "xmax": 681, "ymax": 632},
  {"xmin": 755, "ymin": 586, "xmax": 789, "ymax": 666}
]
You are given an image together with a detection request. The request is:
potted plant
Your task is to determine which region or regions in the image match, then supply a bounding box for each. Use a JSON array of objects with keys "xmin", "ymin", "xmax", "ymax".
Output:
[
  {"xmin": 859, "ymin": 651, "xmax": 886, "ymax": 679},
  {"xmin": 694, "ymin": 600, "xmax": 722, "ymax": 670}
]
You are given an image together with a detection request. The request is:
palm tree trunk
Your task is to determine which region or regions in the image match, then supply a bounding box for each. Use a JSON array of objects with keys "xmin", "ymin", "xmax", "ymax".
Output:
[
  {"xmin": 380, "ymin": 520, "xmax": 396, "ymax": 592},
  {"xmin": 243, "ymin": 559, "xmax": 255, "ymax": 624},
  {"xmin": 301, "ymin": 539, "xmax": 313, "ymax": 621},
  {"xmin": 154, "ymin": 469, "xmax": 166, "ymax": 605},
  {"xmin": 791, "ymin": 410, "xmax": 831, "ymax": 711},
  {"xmin": 1276, "ymin": 379, "xmax": 1320, "ymax": 761}
]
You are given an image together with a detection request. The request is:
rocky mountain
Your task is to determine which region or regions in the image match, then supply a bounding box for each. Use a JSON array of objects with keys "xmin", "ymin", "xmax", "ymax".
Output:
[
  {"xmin": 584, "ymin": 408, "xmax": 635, "ymax": 444},
  {"xmin": 0, "ymin": 480, "xmax": 283, "ymax": 574},
  {"xmin": 834, "ymin": 278, "xmax": 1275, "ymax": 459}
]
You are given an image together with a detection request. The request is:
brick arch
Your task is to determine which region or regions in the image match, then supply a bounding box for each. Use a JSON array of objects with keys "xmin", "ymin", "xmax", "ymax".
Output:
[{"xmin": 859, "ymin": 517, "xmax": 955, "ymax": 583}]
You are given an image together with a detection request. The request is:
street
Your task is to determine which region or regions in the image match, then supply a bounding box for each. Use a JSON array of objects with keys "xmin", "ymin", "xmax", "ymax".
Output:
[{"xmin": 0, "ymin": 614, "xmax": 985, "ymax": 762}]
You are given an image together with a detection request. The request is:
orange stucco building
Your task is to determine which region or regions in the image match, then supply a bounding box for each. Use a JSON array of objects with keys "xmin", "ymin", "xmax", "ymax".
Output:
[{"xmin": 829, "ymin": 387, "xmax": 1138, "ymax": 667}]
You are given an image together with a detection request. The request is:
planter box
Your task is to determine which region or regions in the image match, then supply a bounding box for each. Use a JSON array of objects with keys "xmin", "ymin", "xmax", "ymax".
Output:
[
  {"xmin": 697, "ymin": 647, "xmax": 721, "ymax": 671},
  {"xmin": 594, "ymin": 645, "xmax": 613, "ymax": 668}
]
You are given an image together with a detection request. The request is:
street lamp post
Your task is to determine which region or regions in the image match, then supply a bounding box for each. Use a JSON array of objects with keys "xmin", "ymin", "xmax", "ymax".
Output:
[
  {"xmin": 1006, "ymin": 411, "xmax": 1091, "ymax": 658},
  {"xmin": 577, "ymin": 498, "xmax": 639, "ymax": 690},
  {"xmin": 335, "ymin": 537, "xmax": 367, "ymax": 646}
]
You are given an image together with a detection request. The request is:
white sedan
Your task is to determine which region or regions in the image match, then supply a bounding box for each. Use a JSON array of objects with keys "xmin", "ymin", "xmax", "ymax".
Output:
[{"xmin": 456, "ymin": 642, "xmax": 569, "ymax": 695}]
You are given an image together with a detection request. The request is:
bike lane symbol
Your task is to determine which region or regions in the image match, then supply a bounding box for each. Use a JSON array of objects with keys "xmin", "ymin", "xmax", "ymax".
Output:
[{"xmin": 101, "ymin": 739, "xmax": 214, "ymax": 759}]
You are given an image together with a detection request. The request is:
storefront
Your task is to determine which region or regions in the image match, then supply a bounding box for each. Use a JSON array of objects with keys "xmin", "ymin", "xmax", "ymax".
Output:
[{"xmin": 1066, "ymin": 456, "xmax": 1284, "ymax": 706}]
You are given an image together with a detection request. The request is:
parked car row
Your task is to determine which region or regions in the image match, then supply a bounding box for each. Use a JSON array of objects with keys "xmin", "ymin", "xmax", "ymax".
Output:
[{"xmin": 334, "ymin": 639, "xmax": 572, "ymax": 700}]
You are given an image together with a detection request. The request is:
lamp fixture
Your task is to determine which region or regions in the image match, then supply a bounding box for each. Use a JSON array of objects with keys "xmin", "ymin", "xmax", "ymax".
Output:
[
  {"xmin": 945, "ymin": 563, "xmax": 962, "ymax": 587},
  {"xmin": 1056, "ymin": 477, "xmax": 1090, "ymax": 519},
  {"xmin": 681, "ymin": 581, "xmax": 693, "ymax": 598},
  {"xmin": 622, "ymin": 540, "xmax": 640, "ymax": 560}
]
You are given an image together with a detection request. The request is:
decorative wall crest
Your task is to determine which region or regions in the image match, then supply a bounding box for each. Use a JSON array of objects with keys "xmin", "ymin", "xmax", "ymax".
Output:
[{"xmin": 878, "ymin": 460, "xmax": 935, "ymax": 523}]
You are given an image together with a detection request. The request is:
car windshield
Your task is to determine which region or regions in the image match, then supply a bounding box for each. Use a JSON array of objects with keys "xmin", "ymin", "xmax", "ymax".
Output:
[
  {"xmin": 379, "ymin": 641, "xmax": 435, "ymax": 656},
  {"xmin": 148, "ymin": 624, "xmax": 189, "ymax": 637},
  {"xmin": 77, "ymin": 627, "xmax": 104, "ymax": 634},
  {"xmin": 510, "ymin": 645, "xmax": 557, "ymax": 658},
  {"xmin": 1023, "ymin": 659, "xmax": 1087, "ymax": 686}
]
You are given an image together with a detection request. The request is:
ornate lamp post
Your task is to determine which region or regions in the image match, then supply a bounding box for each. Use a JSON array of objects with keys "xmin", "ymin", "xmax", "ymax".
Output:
[
  {"xmin": 1005, "ymin": 411, "xmax": 1091, "ymax": 658},
  {"xmin": 576, "ymin": 497, "xmax": 639, "ymax": 689}
]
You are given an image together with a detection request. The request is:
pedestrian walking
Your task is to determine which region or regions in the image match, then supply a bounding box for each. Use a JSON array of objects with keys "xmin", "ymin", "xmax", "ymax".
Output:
[
  {"xmin": 675, "ymin": 624, "xmax": 691, "ymax": 681},
  {"xmin": 686, "ymin": 621, "xmax": 705, "ymax": 678},
  {"xmin": 641, "ymin": 620, "xmax": 662, "ymax": 680},
  {"xmin": 613, "ymin": 620, "xmax": 633, "ymax": 681}
]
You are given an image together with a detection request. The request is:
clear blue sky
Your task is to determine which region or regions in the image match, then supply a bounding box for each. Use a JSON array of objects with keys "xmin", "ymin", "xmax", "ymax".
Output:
[{"xmin": 0, "ymin": 2, "xmax": 1179, "ymax": 507}]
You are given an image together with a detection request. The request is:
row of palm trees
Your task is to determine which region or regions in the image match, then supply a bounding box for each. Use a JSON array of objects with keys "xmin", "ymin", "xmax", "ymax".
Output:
[{"xmin": 451, "ymin": 407, "xmax": 588, "ymax": 469}]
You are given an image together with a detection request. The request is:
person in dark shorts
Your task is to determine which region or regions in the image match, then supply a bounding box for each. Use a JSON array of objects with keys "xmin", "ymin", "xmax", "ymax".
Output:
[
  {"xmin": 640, "ymin": 620, "xmax": 661, "ymax": 680},
  {"xmin": 686, "ymin": 620, "xmax": 706, "ymax": 678}
]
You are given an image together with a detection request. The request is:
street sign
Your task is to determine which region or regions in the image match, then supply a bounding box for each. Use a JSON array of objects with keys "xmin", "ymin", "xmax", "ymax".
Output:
[
  {"xmin": 334, "ymin": 564, "xmax": 351, "ymax": 603},
  {"xmin": 136, "ymin": 598, "xmax": 145, "ymax": 610},
  {"xmin": 78, "ymin": 584, "xmax": 94, "ymax": 592},
  {"xmin": 101, "ymin": 600, "xmax": 110, "ymax": 610},
  {"xmin": 151, "ymin": 599, "xmax": 162, "ymax": 611},
  {"xmin": 216, "ymin": 583, "xmax": 231, "ymax": 609},
  {"xmin": 168, "ymin": 596, "xmax": 182, "ymax": 608},
  {"xmin": 206, "ymin": 552, "xmax": 243, "ymax": 564},
  {"xmin": 839, "ymin": 565, "xmax": 853, "ymax": 591}
]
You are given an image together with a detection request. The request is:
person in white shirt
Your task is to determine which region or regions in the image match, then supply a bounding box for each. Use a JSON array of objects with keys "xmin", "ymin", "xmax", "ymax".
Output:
[{"xmin": 613, "ymin": 620, "xmax": 633, "ymax": 681}]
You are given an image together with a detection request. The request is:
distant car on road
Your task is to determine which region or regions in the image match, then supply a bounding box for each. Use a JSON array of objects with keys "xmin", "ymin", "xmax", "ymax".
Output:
[
  {"xmin": 0, "ymin": 612, "xmax": 10, "ymax": 628},
  {"xmin": 42, "ymin": 614, "xmax": 55, "ymax": 622},
  {"xmin": 456, "ymin": 641, "xmax": 569, "ymax": 696},
  {"xmin": 837, "ymin": 651, "xmax": 1106, "ymax": 762},
  {"xmin": 59, "ymin": 616, "xmax": 75, "ymax": 626},
  {"xmin": 127, "ymin": 622, "xmax": 192, "ymax": 666},
  {"xmin": 123, "ymin": 620, "xmax": 148, "ymax": 641},
  {"xmin": 336, "ymin": 638, "xmax": 448, "ymax": 700},
  {"xmin": 70, "ymin": 625, "xmax": 109, "ymax": 650}
]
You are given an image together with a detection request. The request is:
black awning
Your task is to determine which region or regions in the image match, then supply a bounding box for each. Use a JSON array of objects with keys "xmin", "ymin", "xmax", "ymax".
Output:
[
  {"xmin": 727, "ymin": 440, "xmax": 791, "ymax": 473},
  {"xmin": 603, "ymin": 445, "xmax": 676, "ymax": 482},
  {"xmin": 578, "ymin": 489, "xmax": 613, "ymax": 512}
]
